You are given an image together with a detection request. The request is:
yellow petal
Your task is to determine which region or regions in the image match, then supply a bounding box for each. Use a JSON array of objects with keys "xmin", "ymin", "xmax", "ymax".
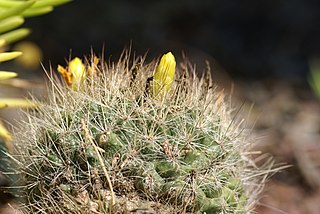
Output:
[
  {"xmin": 68, "ymin": 57, "xmax": 85, "ymax": 90},
  {"xmin": 153, "ymin": 52, "xmax": 176, "ymax": 98},
  {"xmin": 57, "ymin": 64, "xmax": 72, "ymax": 85}
]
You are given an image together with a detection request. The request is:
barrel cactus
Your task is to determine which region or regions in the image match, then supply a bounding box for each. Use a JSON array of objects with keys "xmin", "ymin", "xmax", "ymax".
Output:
[{"xmin": 12, "ymin": 51, "xmax": 265, "ymax": 213}]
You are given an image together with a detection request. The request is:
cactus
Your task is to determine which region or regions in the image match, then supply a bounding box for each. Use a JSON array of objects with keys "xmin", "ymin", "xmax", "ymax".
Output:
[{"xmin": 12, "ymin": 52, "xmax": 266, "ymax": 213}]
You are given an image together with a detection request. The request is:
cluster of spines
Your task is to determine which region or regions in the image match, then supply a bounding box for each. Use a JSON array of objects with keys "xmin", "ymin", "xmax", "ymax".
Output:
[{"xmin": 13, "ymin": 52, "xmax": 253, "ymax": 213}]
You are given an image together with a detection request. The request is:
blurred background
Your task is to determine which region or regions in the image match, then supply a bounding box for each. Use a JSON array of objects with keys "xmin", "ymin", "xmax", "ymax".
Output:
[
  {"xmin": 2, "ymin": 0, "xmax": 320, "ymax": 213},
  {"xmin": 23, "ymin": 0, "xmax": 320, "ymax": 81}
]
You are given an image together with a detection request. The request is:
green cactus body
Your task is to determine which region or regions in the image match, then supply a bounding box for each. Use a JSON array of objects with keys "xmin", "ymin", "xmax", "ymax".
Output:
[{"xmin": 12, "ymin": 52, "xmax": 263, "ymax": 213}]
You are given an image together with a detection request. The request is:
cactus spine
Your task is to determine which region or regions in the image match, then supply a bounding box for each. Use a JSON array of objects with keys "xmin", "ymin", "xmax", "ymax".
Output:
[{"xmin": 13, "ymin": 52, "xmax": 264, "ymax": 213}]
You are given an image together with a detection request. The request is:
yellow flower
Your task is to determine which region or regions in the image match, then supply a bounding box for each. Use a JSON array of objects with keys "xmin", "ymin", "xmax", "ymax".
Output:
[
  {"xmin": 153, "ymin": 52, "xmax": 176, "ymax": 99},
  {"xmin": 57, "ymin": 57, "xmax": 86, "ymax": 91}
]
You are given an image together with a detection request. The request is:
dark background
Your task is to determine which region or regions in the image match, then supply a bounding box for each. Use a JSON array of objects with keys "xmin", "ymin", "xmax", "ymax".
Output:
[
  {"xmin": 2, "ymin": 2, "xmax": 320, "ymax": 213},
  {"xmin": 24, "ymin": 0, "xmax": 320, "ymax": 82}
]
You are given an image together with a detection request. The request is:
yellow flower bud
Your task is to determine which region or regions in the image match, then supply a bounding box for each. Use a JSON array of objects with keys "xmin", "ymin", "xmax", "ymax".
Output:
[
  {"xmin": 57, "ymin": 57, "xmax": 86, "ymax": 91},
  {"xmin": 153, "ymin": 52, "xmax": 176, "ymax": 99}
]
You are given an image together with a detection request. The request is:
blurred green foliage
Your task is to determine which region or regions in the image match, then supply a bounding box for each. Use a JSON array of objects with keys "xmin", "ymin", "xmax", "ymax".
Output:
[
  {"xmin": 0, "ymin": 0, "xmax": 71, "ymax": 148},
  {"xmin": 309, "ymin": 59, "xmax": 320, "ymax": 97}
]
